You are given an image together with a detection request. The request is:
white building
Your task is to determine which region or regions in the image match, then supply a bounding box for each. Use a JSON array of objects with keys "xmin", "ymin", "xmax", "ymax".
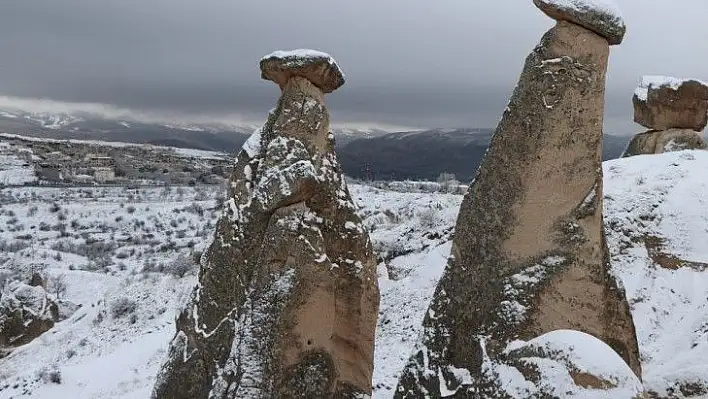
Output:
[{"xmin": 93, "ymin": 167, "xmax": 115, "ymax": 183}]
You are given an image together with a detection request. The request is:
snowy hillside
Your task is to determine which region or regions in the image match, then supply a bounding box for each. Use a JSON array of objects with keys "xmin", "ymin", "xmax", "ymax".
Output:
[
  {"xmin": 0, "ymin": 151, "xmax": 707, "ymax": 397},
  {"xmin": 604, "ymin": 150, "xmax": 708, "ymax": 397},
  {"xmin": 0, "ymin": 142, "xmax": 37, "ymax": 186}
]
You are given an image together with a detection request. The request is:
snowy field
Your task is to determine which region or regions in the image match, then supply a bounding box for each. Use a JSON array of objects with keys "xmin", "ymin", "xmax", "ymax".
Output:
[
  {"xmin": 0, "ymin": 150, "xmax": 707, "ymax": 397},
  {"xmin": 0, "ymin": 143, "xmax": 37, "ymax": 187},
  {"xmin": 605, "ymin": 151, "xmax": 708, "ymax": 397}
]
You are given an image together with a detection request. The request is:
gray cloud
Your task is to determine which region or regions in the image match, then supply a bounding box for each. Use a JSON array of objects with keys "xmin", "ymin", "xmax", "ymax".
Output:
[{"xmin": 0, "ymin": 0, "xmax": 707, "ymax": 134}]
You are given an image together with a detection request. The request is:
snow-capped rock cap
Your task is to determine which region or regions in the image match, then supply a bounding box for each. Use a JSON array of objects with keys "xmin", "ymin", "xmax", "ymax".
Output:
[
  {"xmin": 633, "ymin": 75, "xmax": 708, "ymax": 131},
  {"xmin": 533, "ymin": 0, "xmax": 626, "ymax": 45},
  {"xmin": 634, "ymin": 75, "xmax": 708, "ymax": 102},
  {"xmin": 260, "ymin": 49, "xmax": 345, "ymax": 94}
]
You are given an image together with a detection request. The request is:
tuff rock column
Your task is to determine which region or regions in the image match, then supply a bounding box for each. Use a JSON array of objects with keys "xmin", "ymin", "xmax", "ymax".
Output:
[
  {"xmin": 396, "ymin": 1, "xmax": 641, "ymax": 397},
  {"xmin": 623, "ymin": 76, "xmax": 708, "ymax": 157},
  {"xmin": 152, "ymin": 49, "xmax": 379, "ymax": 399}
]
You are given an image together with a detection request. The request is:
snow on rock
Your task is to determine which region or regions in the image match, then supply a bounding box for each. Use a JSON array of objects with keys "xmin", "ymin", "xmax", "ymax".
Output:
[
  {"xmin": 2, "ymin": 148, "xmax": 708, "ymax": 397},
  {"xmin": 536, "ymin": 0, "xmax": 623, "ymax": 21},
  {"xmin": 372, "ymin": 243, "xmax": 452, "ymax": 397},
  {"xmin": 260, "ymin": 49, "xmax": 345, "ymax": 93},
  {"xmin": 260, "ymin": 49, "xmax": 339, "ymax": 67},
  {"xmin": 533, "ymin": 0, "xmax": 625, "ymax": 45},
  {"xmin": 0, "ymin": 142, "xmax": 37, "ymax": 186},
  {"xmin": 634, "ymin": 75, "xmax": 708, "ymax": 102},
  {"xmin": 605, "ymin": 150, "xmax": 708, "ymax": 397},
  {"xmin": 497, "ymin": 330, "xmax": 644, "ymax": 398},
  {"xmin": 241, "ymin": 125, "xmax": 264, "ymax": 158}
]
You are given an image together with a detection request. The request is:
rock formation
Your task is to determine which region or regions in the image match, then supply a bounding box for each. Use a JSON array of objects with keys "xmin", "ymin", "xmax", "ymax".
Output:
[
  {"xmin": 485, "ymin": 330, "xmax": 645, "ymax": 397},
  {"xmin": 0, "ymin": 281, "xmax": 59, "ymax": 355},
  {"xmin": 396, "ymin": 1, "xmax": 641, "ymax": 396},
  {"xmin": 152, "ymin": 49, "xmax": 379, "ymax": 399},
  {"xmin": 623, "ymin": 128, "xmax": 706, "ymax": 157},
  {"xmin": 623, "ymin": 76, "xmax": 708, "ymax": 157}
]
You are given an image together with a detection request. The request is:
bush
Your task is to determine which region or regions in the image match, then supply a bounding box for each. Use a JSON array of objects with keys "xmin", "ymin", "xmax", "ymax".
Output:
[
  {"xmin": 48, "ymin": 274, "xmax": 68, "ymax": 300},
  {"xmin": 37, "ymin": 367, "xmax": 62, "ymax": 384},
  {"xmin": 418, "ymin": 208, "xmax": 440, "ymax": 229},
  {"xmin": 142, "ymin": 254, "xmax": 196, "ymax": 278},
  {"xmin": 110, "ymin": 297, "xmax": 137, "ymax": 319},
  {"xmin": 83, "ymin": 254, "xmax": 114, "ymax": 272},
  {"xmin": 166, "ymin": 254, "xmax": 195, "ymax": 277},
  {"xmin": 0, "ymin": 239, "xmax": 31, "ymax": 253}
]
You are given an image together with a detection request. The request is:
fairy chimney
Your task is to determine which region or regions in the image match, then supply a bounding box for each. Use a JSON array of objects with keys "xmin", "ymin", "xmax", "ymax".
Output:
[
  {"xmin": 152, "ymin": 49, "xmax": 379, "ymax": 399},
  {"xmin": 624, "ymin": 76, "xmax": 708, "ymax": 157},
  {"xmin": 396, "ymin": 2, "xmax": 641, "ymax": 396}
]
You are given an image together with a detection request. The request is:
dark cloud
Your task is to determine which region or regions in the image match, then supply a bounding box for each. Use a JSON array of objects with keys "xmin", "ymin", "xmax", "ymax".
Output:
[{"xmin": 0, "ymin": 0, "xmax": 706, "ymax": 133}]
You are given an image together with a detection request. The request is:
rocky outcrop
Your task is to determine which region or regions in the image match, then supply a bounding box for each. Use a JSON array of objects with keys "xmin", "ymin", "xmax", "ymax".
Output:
[
  {"xmin": 622, "ymin": 129, "xmax": 707, "ymax": 158},
  {"xmin": 396, "ymin": 4, "xmax": 641, "ymax": 397},
  {"xmin": 633, "ymin": 76, "xmax": 708, "ymax": 132},
  {"xmin": 152, "ymin": 50, "xmax": 379, "ymax": 399},
  {"xmin": 0, "ymin": 281, "xmax": 59, "ymax": 351},
  {"xmin": 533, "ymin": 0, "xmax": 626, "ymax": 45},
  {"xmin": 486, "ymin": 330, "xmax": 645, "ymax": 398},
  {"xmin": 624, "ymin": 76, "xmax": 708, "ymax": 157}
]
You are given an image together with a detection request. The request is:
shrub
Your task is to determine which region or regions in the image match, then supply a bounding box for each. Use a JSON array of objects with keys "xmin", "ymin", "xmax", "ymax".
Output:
[
  {"xmin": 418, "ymin": 208, "xmax": 441, "ymax": 229},
  {"xmin": 48, "ymin": 274, "xmax": 68, "ymax": 300},
  {"xmin": 110, "ymin": 297, "xmax": 137, "ymax": 319},
  {"xmin": 0, "ymin": 239, "xmax": 31, "ymax": 252},
  {"xmin": 164, "ymin": 254, "xmax": 195, "ymax": 278},
  {"xmin": 37, "ymin": 367, "xmax": 62, "ymax": 384}
]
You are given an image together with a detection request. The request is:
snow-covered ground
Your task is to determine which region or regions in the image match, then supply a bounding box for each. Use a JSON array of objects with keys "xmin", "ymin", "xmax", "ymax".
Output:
[
  {"xmin": 0, "ymin": 133, "xmax": 228, "ymax": 161},
  {"xmin": 604, "ymin": 150, "xmax": 708, "ymax": 397},
  {"xmin": 0, "ymin": 143, "xmax": 37, "ymax": 186},
  {"xmin": 0, "ymin": 150, "xmax": 707, "ymax": 398}
]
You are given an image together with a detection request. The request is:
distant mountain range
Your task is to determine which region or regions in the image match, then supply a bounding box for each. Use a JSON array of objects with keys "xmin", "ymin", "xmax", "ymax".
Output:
[{"xmin": 0, "ymin": 108, "xmax": 631, "ymax": 182}]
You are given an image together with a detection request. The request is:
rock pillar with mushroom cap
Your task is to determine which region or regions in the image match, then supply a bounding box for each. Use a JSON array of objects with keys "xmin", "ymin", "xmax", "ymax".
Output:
[
  {"xmin": 623, "ymin": 76, "xmax": 708, "ymax": 157},
  {"xmin": 396, "ymin": 1, "xmax": 642, "ymax": 397},
  {"xmin": 152, "ymin": 49, "xmax": 379, "ymax": 399}
]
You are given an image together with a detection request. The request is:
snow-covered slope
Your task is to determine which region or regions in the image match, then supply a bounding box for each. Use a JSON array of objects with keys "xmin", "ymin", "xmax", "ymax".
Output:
[
  {"xmin": 0, "ymin": 142, "xmax": 37, "ymax": 186},
  {"xmin": 604, "ymin": 150, "xmax": 708, "ymax": 397},
  {"xmin": 1, "ymin": 150, "xmax": 707, "ymax": 398}
]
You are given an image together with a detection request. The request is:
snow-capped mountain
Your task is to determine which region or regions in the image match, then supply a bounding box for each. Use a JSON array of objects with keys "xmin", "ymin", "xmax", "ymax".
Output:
[{"xmin": 0, "ymin": 106, "xmax": 632, "ymax": 182}]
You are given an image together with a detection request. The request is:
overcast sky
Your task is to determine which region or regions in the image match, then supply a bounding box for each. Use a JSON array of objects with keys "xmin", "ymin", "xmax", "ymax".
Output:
[{"xmin": 1, "ymin": 0, "xmax": 706, "ymax": 134}]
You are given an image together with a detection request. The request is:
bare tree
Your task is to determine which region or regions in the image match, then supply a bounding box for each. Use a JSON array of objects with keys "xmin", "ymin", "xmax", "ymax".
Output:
[{"xmin": 49, "ymin": 274, "xmax": 68, "ymax": 300}]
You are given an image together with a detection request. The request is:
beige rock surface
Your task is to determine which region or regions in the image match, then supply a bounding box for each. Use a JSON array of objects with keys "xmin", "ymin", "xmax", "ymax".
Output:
[
  {"xmin": 0, "ymin": 282, "xmax": 59, "ymax": 351},
  {"xmin": 152, "ymin": 51, "xmax": 378, "ymax": 399},
  {"xmin": 533, "ymin": 0, "xmax": 626, "ymax": 45},
  {"xmin": 623, "ymin": 129, "xmax": 707, "ymax": 158},
  {"xmin": 633, "ymin": 77, "xmax": 708, "ymax": 131},
  {"xmin": 260, "ymin": 49, "xmax": 345, "ymax": 94},
  {"xmin": 396, "ymin": 20, "xmax": 640, "ymax": 397}
]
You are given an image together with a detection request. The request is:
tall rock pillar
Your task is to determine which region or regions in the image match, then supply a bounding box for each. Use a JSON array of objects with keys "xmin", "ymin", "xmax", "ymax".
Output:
[
  {"xmin": 153, "ymin": 49, "xmax": 379, "ymax": 399},
  {"xmin": 623, "ymin": 76, "xmax": 708, "ymax": 157},
  {"xmin": 396, "ymin": 1, "xmax": 641, "ymax": 397}
]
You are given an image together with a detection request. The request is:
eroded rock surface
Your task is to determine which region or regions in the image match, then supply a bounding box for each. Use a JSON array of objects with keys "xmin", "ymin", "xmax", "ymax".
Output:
[
  {"xmin": 152, "ymin": 50, "xmax": 379, "ymax": 399},
  {"xmin": 622, "ymin": 129, "xmax": 706, "ymax": 158},
  {"xmin": 0, "ymin": 281, "xmax": 59, "ymax": 351},
  {"xmin": 395, "ymin": 15, "xmax": 640, "ymax": 398},
  {"xmin": 533, "ymin": 0, "xmax": 626, "ymax": 45},
  {"xmin": 633, "ymin": 76, "xmax": 708, "ymax": 132},
  {"xmin": 625, "ymin": 76, "xmax": 708, "ymax": 157},
  {"xmin": 260, "ymin": 49, "xmax": 345, "ymax": 94},
  {"xmin": 487, "ymin": 330, "xmax": 645, "ymax": 398}
]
